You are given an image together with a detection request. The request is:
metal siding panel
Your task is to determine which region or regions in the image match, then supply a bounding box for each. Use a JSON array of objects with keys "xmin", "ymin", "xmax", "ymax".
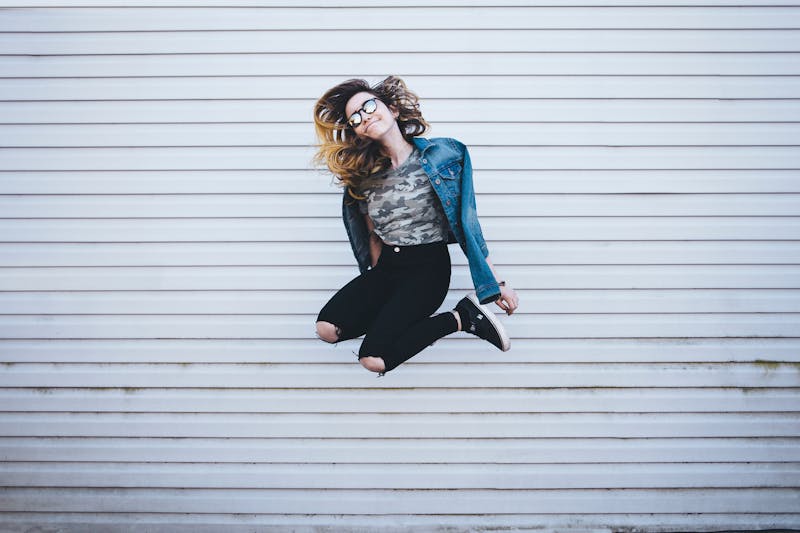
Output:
[
  {"xmin": 1, "ymin": 362, "xmax": 799, "ymax": 388},
  {"xmin": 3, "ymin": 146, "xmax": 800, "ymax": 170},
  {"xmin": 0, "ymin": 487, "xmax": 798, "ymax": 514},
  {"xmin": 3, "ymin": 169, "xmax": 800, "ymax": 194},
  {"xmin": 2, "ymin": 338, "xmax": 799, "ymax": 364},
  {"xmin": 10, "ymin": 0, "xmax": 800, "ymax": 5},
  {"xmin": 2, "ymin": 218, "xmax": 800, "ymax": 241},
  {"xmin": 1, "ymin": 30, "xmax": 799, "ymax": 54},
  {"xmin": 3, "ymin": 100, "xmax": 800, "ymax": 124},
  {"xmin": 4, "ymin": 288, "xmax": 800, "ymax": 314},
  {"xmin": 1, "ymin": 412, "xmax": 798, "ymax": 439},
  {"xmin": 3, "ymin": 264, "xmax": 800, "ymax": 290},
  {"xmin": 8, "ymin": 7, "xmax": 800, "ymax": 31},
  {"xmin": 3, "ymin": 462, "xmax": 799, "ymax": 489},
  {"xmin": 2, "ymin": 75, "xmax": 800, "ymax": 99},
  {"xmin": 0, "ymin": 514, "xmax": 798, "ymax": 532},
  {"xmin": 7, "ymin": 123, "xmax": 800, "ymax": 147},
  {"xmin": 3, "ymin": 193, "xmax": 800, "ymax": 217},
  {"xmin": 2, "ymin": 242, "xmax": 800, "ymax": 267},
  {"xmin": 2, "ymin": 388, "xmax": 799, "ymax": 413},
  {"xmin": 3, "ymin": 437, "xmax": 799, "ymax": 464},
  {"xmin": 4, "ymin": 53, "xmax": 800, "ymax": 77},
  {"xmin": 2, "ymin": 314, "xmax": 800, "ymax": 340}
]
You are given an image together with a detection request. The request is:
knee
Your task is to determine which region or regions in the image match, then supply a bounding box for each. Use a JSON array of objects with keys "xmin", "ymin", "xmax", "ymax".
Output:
[
  {"xmin": 359, "ymin": 356, "xmax": 386, "ymax": 373},
  {"xmin": 316, "ymin": 321, "xmax": 339, "ymax": 344}
]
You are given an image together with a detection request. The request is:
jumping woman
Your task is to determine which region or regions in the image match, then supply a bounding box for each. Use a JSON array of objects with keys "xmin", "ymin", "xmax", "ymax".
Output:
[{"xmin": 313, "ymin": 76, "xmax": 519, "ymax": 375}]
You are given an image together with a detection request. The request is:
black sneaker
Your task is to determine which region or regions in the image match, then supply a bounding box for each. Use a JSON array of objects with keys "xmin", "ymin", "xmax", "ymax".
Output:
[{"xmin": 455, "ymin": 293, "xmax": 511, "ymax": 352}]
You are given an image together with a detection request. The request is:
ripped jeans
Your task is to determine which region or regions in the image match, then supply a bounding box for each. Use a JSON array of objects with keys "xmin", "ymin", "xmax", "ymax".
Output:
[{"xmin": 316, "ymin": 241, "xmax": 458, "ymax": 373}]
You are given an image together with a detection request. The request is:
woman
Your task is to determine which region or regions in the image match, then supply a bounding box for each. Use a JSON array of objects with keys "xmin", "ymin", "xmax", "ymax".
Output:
[{"xmin": 313, "ymin": 76, "xmax": 519, "ymax": 375}]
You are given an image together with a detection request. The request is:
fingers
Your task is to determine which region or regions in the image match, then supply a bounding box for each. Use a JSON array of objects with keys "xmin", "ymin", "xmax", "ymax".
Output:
[
  {"xmin": 495, "ymin": 299, "xmax": 509, "ymax": 314},
  {"xmin": 503, "ymin": 297, "xmax": 518, "ymax": 315},
  {"xmin": 495, "ymin": 287, "xmax": 519, "ymax": 316}
]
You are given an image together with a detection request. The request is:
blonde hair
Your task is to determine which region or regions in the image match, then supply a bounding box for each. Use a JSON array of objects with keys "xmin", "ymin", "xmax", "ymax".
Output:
[{"xmin": 312, "ymin": 76, "xmax": 429, "ymax": 195}]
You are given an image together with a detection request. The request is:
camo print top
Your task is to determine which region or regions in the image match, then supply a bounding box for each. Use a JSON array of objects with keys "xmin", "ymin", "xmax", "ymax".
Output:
[{"xmin": 357, "ymin": 148, "xmax": 450, "ymax": 246}]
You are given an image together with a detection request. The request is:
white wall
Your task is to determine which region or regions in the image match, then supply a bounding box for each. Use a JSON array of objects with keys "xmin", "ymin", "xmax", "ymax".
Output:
[{"xmin": 1, "ymin": 2, "xmax": 799, "ymax": 531}]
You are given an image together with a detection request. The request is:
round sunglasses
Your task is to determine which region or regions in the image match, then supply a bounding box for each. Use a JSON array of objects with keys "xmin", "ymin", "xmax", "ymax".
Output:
[{"xmin": 347, "ymin": 98, "xmax": 378, "ymax": 128}]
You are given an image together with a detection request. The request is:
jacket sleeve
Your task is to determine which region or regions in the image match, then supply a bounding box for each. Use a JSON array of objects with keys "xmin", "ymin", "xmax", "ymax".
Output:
[
  {"xmin": 341, "ymin": 188, "xmax": 372, "ymax": 273},
  {"xmin": 459, "ymin": 144, "xmax": 490, "ymax": 258},
  {"xmin": 457, "ymin": 142, "xmax": 500, "ymax": 303}
]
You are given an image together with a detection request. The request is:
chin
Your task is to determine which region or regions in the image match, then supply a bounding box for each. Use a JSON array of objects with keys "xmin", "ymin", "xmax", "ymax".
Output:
[{"xmin": 366, "ymin": 122, "xmax": 392, "ymax": 139}]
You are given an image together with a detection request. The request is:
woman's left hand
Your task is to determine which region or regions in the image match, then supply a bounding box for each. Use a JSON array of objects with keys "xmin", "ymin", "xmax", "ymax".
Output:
[{"xmin": 495, "ymin": 284, "xmax": 519, "ymax": 315}]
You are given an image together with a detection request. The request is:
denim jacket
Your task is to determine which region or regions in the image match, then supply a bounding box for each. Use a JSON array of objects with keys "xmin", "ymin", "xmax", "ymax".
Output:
[{"xmin": 341, "ymin": 137, "xmax": 501, "ymax": 304}]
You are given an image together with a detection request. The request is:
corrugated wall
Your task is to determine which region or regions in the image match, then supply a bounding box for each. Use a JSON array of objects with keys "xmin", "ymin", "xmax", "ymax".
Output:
[{"xmin": 1, "ymin": 2, "xmax": 799, "ymax": 531}]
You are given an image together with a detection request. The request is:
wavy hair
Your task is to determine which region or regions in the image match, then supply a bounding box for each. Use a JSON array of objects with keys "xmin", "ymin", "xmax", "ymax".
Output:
[{"xmin": 313, "ymin": 76, "xmax": 429, "ymax": 195}]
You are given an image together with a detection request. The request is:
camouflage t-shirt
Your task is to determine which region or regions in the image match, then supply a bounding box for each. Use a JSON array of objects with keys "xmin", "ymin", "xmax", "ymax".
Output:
[{"xmin": 357, "ymin": 148, "xmax": 449, "ymax": 246}]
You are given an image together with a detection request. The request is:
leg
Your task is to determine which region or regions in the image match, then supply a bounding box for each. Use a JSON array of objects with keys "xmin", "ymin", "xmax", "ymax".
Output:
[
  {"xmin": 316, "ymin": 265, "xmax": 390, "ymax": 344},
  {"xmin": 315, "ymin": 321, "xmax": 341, "ymax": 344},
  {"xmin": 359, "ymin": 356, "xmax": 386, "ymax": 373},
  {"xmin": 359, "ymin": 247, "xmax": 454, "ymax": 373},
  {"xmin": 361, "ymin": 311, "xmax": 458, "ymax": 373}
]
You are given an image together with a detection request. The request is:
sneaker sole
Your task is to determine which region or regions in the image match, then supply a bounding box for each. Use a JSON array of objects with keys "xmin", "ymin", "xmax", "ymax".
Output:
[{"xmin": 466, "ymin": 293, "xmax": 511, "ymax": 352}]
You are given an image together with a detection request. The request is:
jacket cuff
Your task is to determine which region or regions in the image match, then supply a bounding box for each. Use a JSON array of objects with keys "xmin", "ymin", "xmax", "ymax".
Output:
[{"xmin": 476, "ymin": 283, "xmax": 501, "ymax": 305}]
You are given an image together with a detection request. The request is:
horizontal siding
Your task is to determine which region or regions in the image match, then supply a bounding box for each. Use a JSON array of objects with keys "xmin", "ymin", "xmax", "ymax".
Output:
[
  {"xmin": 1, "ymin": 363, "xmax": 799, "ymax": 388},
  {"xmin": 2, "ymin": 338, "xmax": 798, "ymax": 363},
  {"xmin": 3, "ymin": 219, "xmax": 800, "ymax": 241},
  {"xmin": 4, "ymin": 147, "xmax": 800, "ymax": 169},
  {"xmin": 4, "ymin": 53, "xmax": 800, "ymax": 77},
  {"xmin": 3, "ymin": 100, "xmax": 800, "ymax": 123},
  {"xmin": 1, "ymin": 412, "xmax": 798, "ymax": 438},
  {"xmin": 2, "ymin": 242, "xmax": 800, "ymax": 266},
  {"xmin": 4, "ymin": 194, "xmax": 800, "ymax": 217},
  {"xmin": 3, "ymin": 289, "xmax": 800, "ymax": 314},
  {"xmin": 3, "ymin": 76, "xmax": 800, "ymax": 99},
  {"xmin": 1, "ymin": 487, "xmax": 798, "ymax": 514},
  {"xmin": 2, "ymin": 388, "xmax": 799, "ymax": 413},
  {"xmin": 1, "ymin": 314, "xmax": 799, "ymax": 339},
  {"xmin": 3, "ymin": 265, "xmax": 800, "ymax": 290},
  {"xmin": 2, "ymin": 436, "xmax": 799, "ymax": 463},
  {"xmin": 3, "ymin": 462, "xmax": 799, "ymax": 489},
  {"xmin": 1, "ymin": 2, "xmax": 799, "ymax": 532},
  {"xmin": 2, "ymin": 31, "xmax": 799, "ymax": 54},
  {"xmin": 7, "ymin": 123, "xmax": 800, "ymax": 146},
  {"xmin": 9, "ymin": 0, "xmax": 800, "ymax": 5},
  {"xmin": 1, "ymin": 169, "xmax": 799, "ymax": 194},
  {"xmin": 0, "ymin": 514, "xmax": 798, "ymax": 533},
  {"xmin": 0, "ymin": 146, "xmax": 800, "ymax": 172},
  {"xmin": 8, "ymin": 6, "xmax": 800, "ymax": 30}
]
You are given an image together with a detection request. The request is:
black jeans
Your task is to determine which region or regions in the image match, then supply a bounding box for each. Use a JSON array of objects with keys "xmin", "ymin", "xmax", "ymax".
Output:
[{"xmin": 317, "ymin": 241, "xmax": 458, "ymax": 373}]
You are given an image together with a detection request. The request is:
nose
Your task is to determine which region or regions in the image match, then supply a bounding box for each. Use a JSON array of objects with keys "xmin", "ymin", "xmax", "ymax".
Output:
[{"xmin": 360, "ymin": 113, "xmax": 374, "ymax": 127}]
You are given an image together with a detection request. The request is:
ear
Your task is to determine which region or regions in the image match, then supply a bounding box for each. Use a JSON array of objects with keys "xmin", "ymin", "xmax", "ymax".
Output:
[{"xmin": 388, "ymin": 104, "xmax": 400, "ymax": 118}]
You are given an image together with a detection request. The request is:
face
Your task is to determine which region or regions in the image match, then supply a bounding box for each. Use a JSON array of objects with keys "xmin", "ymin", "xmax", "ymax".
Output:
[{"xmin": 344, "ymin": 91, "xmax": 399, "ymax": 140}]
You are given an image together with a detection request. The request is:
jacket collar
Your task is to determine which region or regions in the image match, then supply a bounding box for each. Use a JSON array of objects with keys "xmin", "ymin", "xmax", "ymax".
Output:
[{"xmin": 412, "ymin": 137, "xmax": 434, "ymax": 155}]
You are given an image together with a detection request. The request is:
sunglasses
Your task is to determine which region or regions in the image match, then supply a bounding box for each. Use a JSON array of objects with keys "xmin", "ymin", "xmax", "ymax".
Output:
[{"xmin": 347, "ymin": 98, "xmax": 378, "ymax": 128}]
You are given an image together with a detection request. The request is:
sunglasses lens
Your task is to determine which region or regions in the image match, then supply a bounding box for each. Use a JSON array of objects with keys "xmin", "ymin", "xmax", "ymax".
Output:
[
  {"xmin": 363, "ymin": 99, "xmax": 377, "ymax": 114},
  {"xmin": 347, "ymin": 113, "xmax": 361, "ymax": 128}
]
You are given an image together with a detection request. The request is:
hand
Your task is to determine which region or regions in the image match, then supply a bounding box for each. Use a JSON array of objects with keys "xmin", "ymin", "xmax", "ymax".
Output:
[{"xmin": 495, "ymin": 284, "xmax": 519, "ymax": 315}]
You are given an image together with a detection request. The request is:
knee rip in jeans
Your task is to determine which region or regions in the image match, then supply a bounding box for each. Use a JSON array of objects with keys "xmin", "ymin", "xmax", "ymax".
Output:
[
  {"xmin": 359, "ymin": 356, "xmax": 386, "ymax": 374},
  {"xmin": 315, "ymin": 321, "xmax": 341, "ymax": 344}
]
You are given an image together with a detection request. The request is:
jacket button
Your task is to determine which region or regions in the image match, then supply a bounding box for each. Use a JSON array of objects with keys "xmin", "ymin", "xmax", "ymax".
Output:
[
  {"xmin": 435, "ymin": 179, "xmax": 441, "ymax": 185},
  {"xmin": 421, "ymin": 158, "xmax": 427, "ymax": 163},
  {"xmin": 446, "ymin": 200, "xmax": 451, "ymax": 206},
  {"xmin": 394, "ymin": 246, "xmax": 400, "ymax": 253}
]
